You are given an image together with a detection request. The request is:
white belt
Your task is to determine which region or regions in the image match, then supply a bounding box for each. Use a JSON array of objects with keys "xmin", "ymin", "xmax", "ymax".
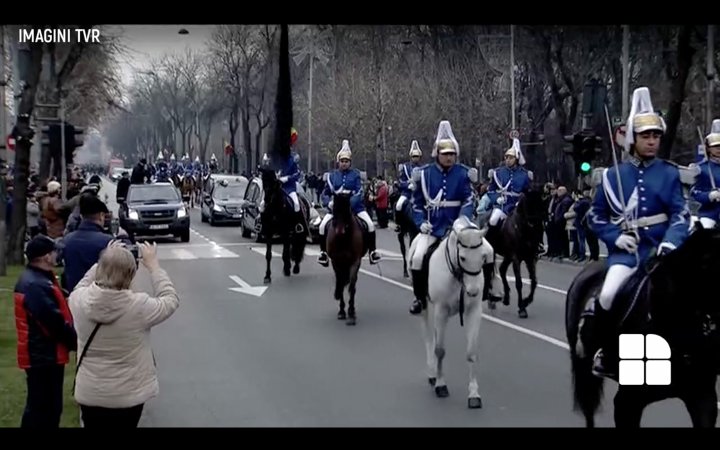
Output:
[
  {"xmin": 625, "ymin": 213, "xmax": 668, "ymax": 229},
  {"xmin": 503, "ymin": 192, "xmax": 521, "ymax": 197},
  {"xmin": 430, "ymin": 200, "xmax": 461, "ymax": 208}
]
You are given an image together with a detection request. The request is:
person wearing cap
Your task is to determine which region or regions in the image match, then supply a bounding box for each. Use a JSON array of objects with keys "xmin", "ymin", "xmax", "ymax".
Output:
[
  {"xmin": 62, "ymin": 195, "xmax": 113, "ymax": 292},
  {"xmin": 585, "ymin": 87, "xmax": 691, "ymax": 378},
  {"xmin": 486, "ymin": 138, "xmax": 536, "ymax": 250},
  {"xmin": 317, "ymin": 139, "xmax": 381, "ymax": 266},
  {"xmin": 395, "ymin": 140, "xmax": 423, "ymax": 222},
  {"xmin": 407, "ymin": 120, "xmax": 477, "ymax": 315},
  {"xmin": 690, "ymin": 119, "xmax": 720, "ymax": 229},
  {"xmin": 40, "ymin": 181, "xmax": 65, "ymax": 239},
  {"xmin": 209, "ymin": 153, "xmax": 218, "ymax": 174},
  {"xmin": 14, "ymin": 235, "xmax": 77, "ymax": 428}
]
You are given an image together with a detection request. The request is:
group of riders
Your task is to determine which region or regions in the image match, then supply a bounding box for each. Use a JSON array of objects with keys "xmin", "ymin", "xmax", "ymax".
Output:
[
  {"xmin": 151, "ymin": 152, "xmax": 219, "ymax": 184},
  {"xmin": 267, "ymin": 86, "xmax": 720, "ymax": 386}
]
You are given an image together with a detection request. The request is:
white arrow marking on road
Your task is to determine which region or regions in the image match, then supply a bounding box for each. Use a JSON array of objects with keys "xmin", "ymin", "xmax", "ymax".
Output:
[{"xmin": 228, "ymin": 275, "xmax": 268, "ymax": 297}]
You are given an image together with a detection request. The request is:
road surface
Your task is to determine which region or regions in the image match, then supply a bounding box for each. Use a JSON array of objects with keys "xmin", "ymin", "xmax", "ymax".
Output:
[{"xmin": 97, "ymin": 178, "xmax": 707, "ymax": 427}]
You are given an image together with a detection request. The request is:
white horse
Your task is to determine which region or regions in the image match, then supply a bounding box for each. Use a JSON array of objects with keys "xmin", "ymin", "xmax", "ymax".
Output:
[{"xmin": 421, "ymin": 216, "xmax": 500, "ymax": 409}]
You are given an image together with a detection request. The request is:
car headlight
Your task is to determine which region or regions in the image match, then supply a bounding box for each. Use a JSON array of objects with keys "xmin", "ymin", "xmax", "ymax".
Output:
[
  {"xmin": 128, "ymin": 209, "xmax": 139, "ymax": 220},
  {"xmin": 213, "ymin": 204, "xmax": 223, "ymax": 212},
  {"xmin": 177, "ymin": 208, "xmax": 187, "ymax": 218}
]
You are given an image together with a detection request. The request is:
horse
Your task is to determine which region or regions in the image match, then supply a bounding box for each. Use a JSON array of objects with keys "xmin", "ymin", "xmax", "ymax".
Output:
[
  {"xmin": 326, "ymin": 192, "xmax": 366, "ymax": 326},
  {"xmin": 395, "ymin": 199, "xmax": 419, "ymax": 278},
  {"xmin": 483, "ymin": 189, "xmax": 545, "ymax": 318},
  {"xmin": 180, "ymin": 175, "xmax": 196, "ymax": 208},
  {"xmin": 258, "ymin": 166, "xmax": 309, "ymax": 284},
  {"xmin": 565, "ymin": 224, "xmax": 720, "ymax": 428},
  {"xmin": 420, "ymin": 216, "xmax": 496, "ymax": 408}
]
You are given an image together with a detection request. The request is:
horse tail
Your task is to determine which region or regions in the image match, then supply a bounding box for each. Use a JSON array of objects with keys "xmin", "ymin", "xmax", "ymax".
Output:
[{"xmin": 565, "ymin": 262, "xmax": 606, "ymax": 427}]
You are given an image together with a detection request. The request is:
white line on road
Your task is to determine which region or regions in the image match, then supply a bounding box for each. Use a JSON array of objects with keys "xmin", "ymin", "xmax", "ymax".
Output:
[
  {"xmin": 505, "ymin": 276, "xmax": 568, "ymax": 296},
  {"xmin": 358, "ymin": 268, "xmax": 570, "ymax": 350}
]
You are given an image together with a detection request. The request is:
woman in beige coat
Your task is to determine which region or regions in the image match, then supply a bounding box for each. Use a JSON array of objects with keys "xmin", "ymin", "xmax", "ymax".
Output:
[{"xmin": 68, "ymin": 241, "xmax": 179, "ymax": 428}]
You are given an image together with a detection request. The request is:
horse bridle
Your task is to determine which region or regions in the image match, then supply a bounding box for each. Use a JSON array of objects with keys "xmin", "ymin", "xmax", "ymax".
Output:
[{"xmin": 444, "ymin": 229, "xmax": 484, "ymax": 282}]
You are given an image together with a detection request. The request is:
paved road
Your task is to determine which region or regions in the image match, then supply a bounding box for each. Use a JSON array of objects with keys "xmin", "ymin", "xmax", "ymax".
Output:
[{"xmin": 99, "ymin": 178, "xmax": 705, "ymax": 427}]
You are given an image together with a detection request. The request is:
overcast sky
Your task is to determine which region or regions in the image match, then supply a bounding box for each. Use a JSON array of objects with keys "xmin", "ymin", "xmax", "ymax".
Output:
[{"xmin": 110, "ymin": 25, "xmax": 216, "ymax": 93}]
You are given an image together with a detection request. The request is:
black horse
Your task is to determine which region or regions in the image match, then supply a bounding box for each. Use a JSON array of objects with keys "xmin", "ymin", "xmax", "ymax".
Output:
[
  {"xmin": 395, "ymin": 199, "xmax": 419, "ymax": 278},
  {"xmin": 483, "ymin": 189, "xmax": 545, "ymax": 318},
  {"xmin": 259, "ymin": 167, "xmax": 309, "ymax": 284},
  {"xmin": 565, "ymin": 225, "xmax": 720, "ymax": 428}
]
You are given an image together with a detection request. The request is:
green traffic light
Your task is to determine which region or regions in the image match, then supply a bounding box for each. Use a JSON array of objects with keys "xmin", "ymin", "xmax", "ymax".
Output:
[{"xmin": 580, "ymin": 162, "xmax": 592, "ymax": 173}]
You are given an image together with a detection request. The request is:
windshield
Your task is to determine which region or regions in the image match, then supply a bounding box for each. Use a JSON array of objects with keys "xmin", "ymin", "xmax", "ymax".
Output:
[
  {"xmin": 128, "ymin": 185, "xmax": 179, "ymax": 203},
  {"xmin": 214, "ymin": 182, "xmax": 247, "ymax": 201}
]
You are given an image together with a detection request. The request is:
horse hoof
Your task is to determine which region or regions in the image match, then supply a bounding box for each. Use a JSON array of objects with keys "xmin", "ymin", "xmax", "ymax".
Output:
[
  {"xmin": 283, "ymin": 268, "xmax": 291, "ymax": 277},
  {"xmin": 264, "ymin": 277, "xmax": 271, "ymax": 284},
  {"xmin": 337, "ymin": 311, "xmax": 346, "ymax": 320},
  {"xmin": 293, "ymin": 265, "xmax": 300, "ymax": 274},
  {"xmin": 518, "ymin": 309, "xmax": 528, "ymax": 319},
  {"xmin": 502, "ymin": 296, "xmax": 510, "ymax": 306},
  {"xmin": 403, "ymin": 271, "xmax": 409, "ymax": 278},
  {"xmin": 346, "ymin": 317, "xmax": 356, "ymax": 326},
  {"xmin": 435, "ymin": 385, "xmax": 449, "ymax": 398},
  {"xmin": 468, "ymin": 397, "xmax": 483, "ymax": 409},
  {"xmin": 488, "ymin": 301, "xmax": 496, "ymax": 310},
  {"xmin": 428, "ymin": 377, "xmax": 436, "ymax": 387}
]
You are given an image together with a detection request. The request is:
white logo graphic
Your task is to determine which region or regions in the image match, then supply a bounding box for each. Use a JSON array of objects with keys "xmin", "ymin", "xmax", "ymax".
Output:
[{"xmin": 618, "ymin": 334, "xmax": 672, "ymax": 386}]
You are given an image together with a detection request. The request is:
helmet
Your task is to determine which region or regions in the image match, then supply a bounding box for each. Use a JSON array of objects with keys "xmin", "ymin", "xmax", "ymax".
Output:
[
  {"xmin": 431, "ymin": 121, "xmax": 459, "ymax": 158},
  {"xmin": 625, "ymin": 87, "xmax": 666, "ymax": 153},
  {"xmin": 706, "ymin": 119, "xmax": 720, "ymax": 148},
  {"xmin": 504, "ymin": 138, "xmax": 525, "ymax": 165},
  {"xmin": 409, "ymin": 140, "xmax": 422, "ymax": 157},
  {"xmin": 336, "ymin": 140, "xmax": 352, "ymax": 162}
]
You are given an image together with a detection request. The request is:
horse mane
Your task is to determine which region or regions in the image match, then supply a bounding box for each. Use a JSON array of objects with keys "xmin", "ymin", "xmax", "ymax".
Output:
[{"xmin": 332, "ymin": 193, "xmax": 354, "ymax": 235}]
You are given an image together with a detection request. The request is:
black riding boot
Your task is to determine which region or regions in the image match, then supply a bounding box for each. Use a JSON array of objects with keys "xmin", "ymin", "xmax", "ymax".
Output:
[
  {"xmin": 368, "ymin": 231, "xmax": 381, "ymax": 264},
  {"xmin": 318, "ymin": 236, "xmax": 329, "ymax": 267},
  {"xmin": 410, "ymin": 269, "xmax": 427, "ymax": 315},
  {"xmin": 581, "ymin": 298, "xmax": 617, "ymax": 379}
]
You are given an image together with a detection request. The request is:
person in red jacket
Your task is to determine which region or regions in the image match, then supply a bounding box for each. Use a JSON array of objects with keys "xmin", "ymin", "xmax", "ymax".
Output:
[
  {"xmin": 375, "ymin": 177, "xmax": 389, "ymax": 228},
  {"xmin": 14, "ymin": 235, "xmax": 77, "ymax": 428}
]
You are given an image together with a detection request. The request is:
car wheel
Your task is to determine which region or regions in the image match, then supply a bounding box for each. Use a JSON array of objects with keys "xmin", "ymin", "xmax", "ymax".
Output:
[
  {"xmin": 180, "ymin": 230, "xmax": 190, "ymax": 242},
  {"xmin": 201, "ymin": 212, "xmax": 208, "ymax": 223},
  {"xmin": 208, "ymin": 215, "xmax": 215, "ymax": 226}
]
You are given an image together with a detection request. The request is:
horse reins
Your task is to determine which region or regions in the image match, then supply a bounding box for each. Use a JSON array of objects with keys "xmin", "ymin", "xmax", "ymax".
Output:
[{"xmin": 444, "ymin": 230, "xmax": 484, "ymax": 327}]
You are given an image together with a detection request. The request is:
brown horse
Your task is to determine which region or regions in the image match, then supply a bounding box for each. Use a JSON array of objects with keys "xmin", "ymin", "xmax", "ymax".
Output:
[
  {"xmin": 326, "ymin": 192, "xmax": 366, "ymax": 326},
  {"xmin": 483, "ymin": 188, "xmax": 545, "ymax": 318}
]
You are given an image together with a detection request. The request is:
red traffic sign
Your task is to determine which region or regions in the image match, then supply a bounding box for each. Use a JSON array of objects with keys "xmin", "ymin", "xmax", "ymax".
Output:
[
  {"xmin": 6, "ymin": 134, "xmax": 15, "ymax": 151},
  {"xmin": 509, "ymin": 130, "xmax": 520, "ymax": 140}
]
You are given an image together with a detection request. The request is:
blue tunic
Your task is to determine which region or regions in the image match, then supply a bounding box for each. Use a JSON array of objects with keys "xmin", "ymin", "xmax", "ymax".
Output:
[{"xmin": 412, "ymin": 163, "xmax": 474, "ymax": 239}]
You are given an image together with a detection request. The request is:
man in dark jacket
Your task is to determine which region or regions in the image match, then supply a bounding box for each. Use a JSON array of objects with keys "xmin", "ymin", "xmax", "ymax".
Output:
[
  {"xmin": 62, "ymin": 195, "xmax": 113, "ymax": 292},
  {"xmin": 553, "ymin": 186, "xmax": 574, "ymax": 259},
  {"xmin": 130, "ymin": 158, "xmax": 148, "ymax": 185},
  {"xmin": 116, "ymin": 171, "xmax": 131, "ymax": 204},
  {"xmin": 14, "ymin": 235, "xmax": 77, "ymax": 428}
]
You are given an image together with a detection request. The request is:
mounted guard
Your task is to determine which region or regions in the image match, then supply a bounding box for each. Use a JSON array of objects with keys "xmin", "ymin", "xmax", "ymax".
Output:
[
  {"xmin": 155, "ymin": 151, "xmax": 170, "ymax": 182},
  {"xmin": 690, "ymin": 119, "xmax": 720, "ymax": 229},
  {"xmin": 407, "ymin": 120, "xmax": 478, "ymax": 315},
  {"xmin": 395, "ymin": 140, "xmax": 423, "ymax": 216},
  {"xmin": 317, "ymin": 140, "xmax": 381, "ymax": 267},
  {"xmin": 485, "ymin": 138, "xmax": 534, "ymax": 248},
  {"xmin": 583, "ymin": 86, "xmax": 691, "ymax": 379}
]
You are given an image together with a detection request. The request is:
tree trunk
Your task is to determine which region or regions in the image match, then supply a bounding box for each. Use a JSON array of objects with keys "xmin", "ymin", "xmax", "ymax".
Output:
[
  {"xmin": 659, "ymin": 26, "xmax": 696, "ymax": 160},
  {"xmin": 10, "ymin": 40, "xmax": 44, "ymax": 264}
]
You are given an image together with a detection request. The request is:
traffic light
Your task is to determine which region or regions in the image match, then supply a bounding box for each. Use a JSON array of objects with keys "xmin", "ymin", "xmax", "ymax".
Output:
[
  {"xmin": 564, "ymin": 132, "xmax": 602, "ymax": 176},
  {"xmin": 41, "ymin": 122, "xmax": 84, "ymax": 166}
]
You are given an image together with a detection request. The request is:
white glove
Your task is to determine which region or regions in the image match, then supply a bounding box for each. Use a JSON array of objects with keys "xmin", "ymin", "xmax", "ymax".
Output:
[
  {"xmin": 279, "ymin": 176, "xmax": 289, "ymax": 183},
  {"xmin": 709, "ymin": 190, "xmax": 720, "ymax": 202},
  {"xmin": 496, "ymin": 196, "xmax": 505, "ymax": 205},
  {"xmin": 420, "ymin": 222, "xmax": 433, "ymax": 234},
  {"xmin": 657, "ymin": 242, "xmax": 675, "ymax": 256},
  {"xmin": 615, "ymin": 233, "xmax": 638, "ymax": 253},
  {"xmin": 328, "ymin": 200, "xmax": 334, "ymax": 210}
]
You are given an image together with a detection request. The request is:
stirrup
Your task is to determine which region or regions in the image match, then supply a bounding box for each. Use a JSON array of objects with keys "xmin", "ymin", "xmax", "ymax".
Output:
[
  {"xmin": 369, "ymin": 251, "xmax": 381, "ymax": 264},
  {"xmin": 295, "ymin": 223, "xmax": 305, "ymax": 233},
  {"xmin": 318, "ymin": 252, "xmax": 329, "ymax": 267}
]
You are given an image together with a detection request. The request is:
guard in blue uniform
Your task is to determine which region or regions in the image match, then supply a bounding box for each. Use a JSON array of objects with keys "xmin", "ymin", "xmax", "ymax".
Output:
[
  {"xmin": 690, "ymin": 119, "xmax": 720, "ymax": 229},
  {"xmin": 209, "ymin": 154, "xmax": 218, "ymax": 174},
  {"xmin": 585, "ymin": 87, "xmax": 691, "ymax": 378},
  {"xmin": 317, "ymin": 140, "xmax": 381, "ymax": 266},
  {"xmin": 263, "ymin": 147, "xmax": 305, "ymax": 233},
  {"xmin": 193, "ymin": 156, "xmax": 202, "ymax": 172},
  {"xmin": 395, "ymin": 140, "xmax": 423, "ymax": 218},
  {"xmin": 155, "ymin": 151, "xmax": 170, "ymax": 182},
  {"xmin": 407, "ymin": 120, "xmax": 476, "ymax": 315}
]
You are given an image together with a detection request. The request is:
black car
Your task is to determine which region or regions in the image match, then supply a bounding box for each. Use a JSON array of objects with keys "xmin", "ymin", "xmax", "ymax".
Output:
[
  {"xmin": 200, "ymin": 176, "xmax": 249, "ymax": 225},
  {"xmin": 119, "ymin": 182, "xmax": 191, "ymax": 242}
]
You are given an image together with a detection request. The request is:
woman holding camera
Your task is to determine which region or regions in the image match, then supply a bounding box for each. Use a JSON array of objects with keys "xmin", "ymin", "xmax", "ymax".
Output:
[{"xmin": 68, "ymin": 241, "xmax": 179, "ymax": 428}]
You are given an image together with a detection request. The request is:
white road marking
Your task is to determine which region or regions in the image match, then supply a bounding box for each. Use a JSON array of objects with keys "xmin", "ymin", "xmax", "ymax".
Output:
[
  {"xmin": 171, "ymin": 248, "xmax": 198, "ymax": 260},
  {"xmin": 357, "ymin": 268, "xmax": 571, "ymax": 350}
]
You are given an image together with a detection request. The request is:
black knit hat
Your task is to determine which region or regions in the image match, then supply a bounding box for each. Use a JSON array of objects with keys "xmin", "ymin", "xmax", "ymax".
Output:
[{"xmin": 25, "ymin": 235, "xmax": 57, "ymax": 260}]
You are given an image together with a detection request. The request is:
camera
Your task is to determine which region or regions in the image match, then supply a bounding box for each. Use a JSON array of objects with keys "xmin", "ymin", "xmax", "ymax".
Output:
[{"xmin": 116, "ymin": 236, "xmax": 142, "ymax": 261}]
